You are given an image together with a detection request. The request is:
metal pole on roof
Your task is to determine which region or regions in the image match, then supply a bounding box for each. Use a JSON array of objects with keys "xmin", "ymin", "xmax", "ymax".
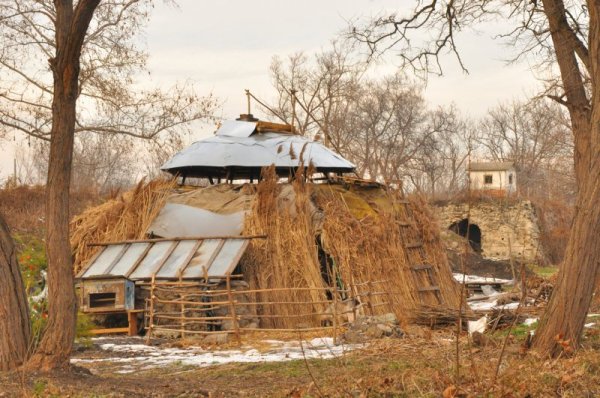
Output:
[
  {"xmin": 290, "ymin": 88, "xmax": 297, "ymax": 132},
  {"xmin": 245, "ymin": 89, "xmax": 251, "ymax": 114}
]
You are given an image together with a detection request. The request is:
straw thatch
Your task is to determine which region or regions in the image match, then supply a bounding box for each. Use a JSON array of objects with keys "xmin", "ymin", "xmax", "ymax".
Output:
[
  {"xmin": 70, "ymin": 178, "xmax": 176, "ymax": 273},
  {"xmin": 239, "ymin": 168, "xmax": 462, "ymax": 328},
  {"xmin": 241, "ymin": 167, "xmax": 328, "ymax": 328},
  {"xmin": 71, "ymin": 172, "xmax": 461, "ymax": 328},
  {"xmin": 314, "ymin": 185, "xmax": 462, "ymax": 317}
]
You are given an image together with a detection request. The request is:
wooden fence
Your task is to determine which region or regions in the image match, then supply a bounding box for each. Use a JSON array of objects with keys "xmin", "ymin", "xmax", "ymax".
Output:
[{"xmin": 143, "ymin": 276, "xmax": 392, "ymax": 344}]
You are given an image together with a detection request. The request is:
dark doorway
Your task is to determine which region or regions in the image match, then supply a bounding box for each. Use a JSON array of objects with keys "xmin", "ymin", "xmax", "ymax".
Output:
[{"xmin": 449, "ymin": 219, "xmax": 482, "ymax": 253}]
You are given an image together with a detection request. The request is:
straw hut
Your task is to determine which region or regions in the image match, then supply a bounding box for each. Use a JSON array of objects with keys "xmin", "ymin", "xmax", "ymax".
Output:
[{"xmin": 73, "ymin": 116, "xmax": 462, "ymax": 336}]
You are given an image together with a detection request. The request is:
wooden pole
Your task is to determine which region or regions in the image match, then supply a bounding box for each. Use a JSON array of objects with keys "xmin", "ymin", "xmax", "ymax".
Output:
[
  {"xmin": 146, "ymin": 274, "xmax": 156, "ymax": 345},
  {"xmin": 179, "ymin": 275, "xmax": 185, "ymax": 339},
  {"xmin": 226, "ymin": 274, "xmax": 242, "ymax": 346},
  {"xmin": 332, "ymin": 285, "xmax": 338, "ymax": 345}
]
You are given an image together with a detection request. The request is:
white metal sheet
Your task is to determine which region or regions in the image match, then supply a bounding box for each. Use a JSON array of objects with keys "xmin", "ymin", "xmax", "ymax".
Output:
[
  {"xmin": 215, "ymin": 120, "xmax": 257, "ymax": 138},
  {"xmin": 155, "ymin": 240, "xmax": 198, "ymax": 278},
  {"xmin": 161, "ymin": 132, "xmax": 355, "ymax": 171},
  {"xmin": 109, "ymin": 242, "xmax": 151, "ymax": 276},
  {"xmin": 208, "ymin": 239, "xmax": 248, "ymax": 276},
  {"xmin": 80, "ymin": 237, "xmax": 251, "ymax": 281},
  {"xmin": 129, "ymin": 241, "xmax": 174, "ymax": 279},
  {"xmin": 82, "ymin": 245, "xmax": 126, "ymax": 277},
  {"xmin": 182, "ymin": 239, "xmax": 222, "ymax": 279},
  {"xmin": 147, "ymin": 203, "xmax": 244, "ymax": 238}
]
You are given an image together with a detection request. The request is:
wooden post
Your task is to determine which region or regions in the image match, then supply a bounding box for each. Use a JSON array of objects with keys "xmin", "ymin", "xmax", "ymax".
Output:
[
  {"xmin": 226, "ymin": 274, "xmax": 241, "ymax": 346},
  {"xmin": 332, "ymin": 286, "xmax": 338, "ymax": 345},
  {"xmin": 178, "ymin": 274, "xmax": 185, "ymax": 339},
  {"xmin": 127, "ymin": 311, "xmax": 138, "ymax": 337},
  {"xmin": 146, "ymin": 275, "xmax": 156, "ymax": 345}
]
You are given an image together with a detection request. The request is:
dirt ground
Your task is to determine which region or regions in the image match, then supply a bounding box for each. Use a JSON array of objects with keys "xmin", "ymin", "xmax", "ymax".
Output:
[{"xmin": 3, "ymin": 324, "xmax": 600, "ymax": 398}]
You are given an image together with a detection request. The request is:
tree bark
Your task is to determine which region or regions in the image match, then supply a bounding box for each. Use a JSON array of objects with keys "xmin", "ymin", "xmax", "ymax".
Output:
[
  {"xmin": 0, "ymin": 214, "xmax": 31, "ymax": 371},
  {"xmin": 25, "ymin": 0, "xmax": 100, "ymax": 371},
  {"xmin": 533, "ymin": 0, "xmax": 599, "ymax": 355},
  {"xmin": 533, "ymin": 158, "xmax": 600, "ymax": 355}
]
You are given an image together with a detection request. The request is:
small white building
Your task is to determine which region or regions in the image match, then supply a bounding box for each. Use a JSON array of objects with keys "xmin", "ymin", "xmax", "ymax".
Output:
[{"xmin": 468, "ymin": 161, "xmax": 517, "ymax": 195}]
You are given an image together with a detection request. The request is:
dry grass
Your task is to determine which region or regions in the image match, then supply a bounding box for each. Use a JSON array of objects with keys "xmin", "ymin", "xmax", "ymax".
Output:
[
  {"xmin": 314, "ymin": 185, "xmax": 463, "ymax": 323},
  {"xmin": 241, "ymin": 168, "xmax": 462, "ymax": 328},
  {"xmin": 242, "ymin": 167, "xmax": 328, "ymax": 328},
  {"xmin": 0, "ymin": 184, "xmax": 98, "ymax": 235},
  {"xmin": 70, "ymin": 178, "xmax": 176, "ymax": 273}
]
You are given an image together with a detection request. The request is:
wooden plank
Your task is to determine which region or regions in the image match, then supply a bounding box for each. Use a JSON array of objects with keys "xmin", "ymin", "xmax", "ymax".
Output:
[
  {"xmin": 88, "ymin": 235, "xmax": 267, "ymax": 246},
  {"xmin": 90, "ymin": 327, "xmax": 129, "ymax": 335},
  {"xmin": 127, "ymin": 311, "xmax": 138, "ymax": 336}
]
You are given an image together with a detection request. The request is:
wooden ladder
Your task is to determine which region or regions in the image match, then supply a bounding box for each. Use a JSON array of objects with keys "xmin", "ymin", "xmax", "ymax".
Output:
[{"xmin": 395, "ymin": 198, "xmax": 444, "ymax": 306}]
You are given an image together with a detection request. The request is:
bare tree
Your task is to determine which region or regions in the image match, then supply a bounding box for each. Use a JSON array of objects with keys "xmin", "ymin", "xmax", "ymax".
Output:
[
  {"xmin": 477, "ymin": 97, "xmax": 574, "ymax": 199},
  {"xmin": 0, "ymin": 214, "xmax": 30, "ymax": 371},
  {"xmin": 266, "ymin": 50, "xmax": 437, "ymax": 184},
  {"xmin": 350, "ymin": 0, "xmax": 600, "ymax": 357},
  {"xmin": 267, "ymin": 43, "xmax": 364, "ymax": 151},
  {"xmin": 0, "ymin": 0, "xmax": 218, "ymax": 187},
  {"xmin": 408, "ymin": 105, "xmax": 471, "ymax": 198}
]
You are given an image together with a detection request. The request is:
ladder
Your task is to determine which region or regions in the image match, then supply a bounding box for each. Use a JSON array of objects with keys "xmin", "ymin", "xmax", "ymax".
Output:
[{"xmin": 394, "ymin": 198, "xmax": 444, "ymax": 306}]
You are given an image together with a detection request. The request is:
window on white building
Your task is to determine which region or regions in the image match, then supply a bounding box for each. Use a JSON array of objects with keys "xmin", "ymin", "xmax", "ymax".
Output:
[{"xmin": 484, "ymin": 175, "xmax": 493, "ymax": 184}]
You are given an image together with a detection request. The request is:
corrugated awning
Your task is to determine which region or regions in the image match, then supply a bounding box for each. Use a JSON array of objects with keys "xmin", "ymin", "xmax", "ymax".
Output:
[{"xmin": 77, "ymin": 237, "xmax": 255, "ymax": 280}]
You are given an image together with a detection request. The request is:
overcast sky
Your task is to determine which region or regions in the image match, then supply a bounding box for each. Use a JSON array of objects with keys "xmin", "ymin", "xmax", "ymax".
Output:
[{"xmin": 0, "ymin": 0, "xmax": 541, "ymax": 182}]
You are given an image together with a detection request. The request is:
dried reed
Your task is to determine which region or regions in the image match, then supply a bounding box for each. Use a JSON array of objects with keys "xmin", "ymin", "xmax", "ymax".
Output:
[
  {"xmin": 242, "ymin": 167, "xmax": 328, "ymax": 328},
  {"xmin": 70, "ymin": 178, "xmax": 176, "ymax": 273}
]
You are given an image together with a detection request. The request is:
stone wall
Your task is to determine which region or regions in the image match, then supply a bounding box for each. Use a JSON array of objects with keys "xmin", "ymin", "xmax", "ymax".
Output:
[{"xmin": 435, "ymin": 199, "xmax": 546, "ymax": 263}]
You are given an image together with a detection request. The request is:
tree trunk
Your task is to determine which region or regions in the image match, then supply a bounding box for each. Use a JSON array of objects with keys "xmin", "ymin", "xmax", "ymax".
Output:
[
  {"xmin": 533, "ymin": 0, "xmax": 597, "ymax": 356},
  {"xmin": 26, "ymin": 0, "xmax": 100, "ymax": 371},
  {"xmin": 0, "ymin": 214, "xmax": 31, "ymax": 371},
  {"xmin": 532, "ymin": 157, "xmax": 600, "ymax": 355}
]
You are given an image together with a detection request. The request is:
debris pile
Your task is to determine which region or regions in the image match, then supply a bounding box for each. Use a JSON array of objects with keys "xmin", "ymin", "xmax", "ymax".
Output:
[{"xmin": 342, "ymin": 313, "xmax": 404, "ymax": 343}]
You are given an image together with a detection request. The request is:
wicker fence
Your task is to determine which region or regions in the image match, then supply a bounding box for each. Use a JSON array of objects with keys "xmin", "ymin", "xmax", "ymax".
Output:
[{"xmin": 143, "ymin": 276, "xmax": 392, "ymax": 344}]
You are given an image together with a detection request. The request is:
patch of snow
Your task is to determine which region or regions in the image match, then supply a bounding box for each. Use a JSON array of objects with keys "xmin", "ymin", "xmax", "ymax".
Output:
[
  {"xmin": 523, "ymin": 318, "xmax": 538, "ymax": 326},
  {"xmin": 468, "ymin": 299, "xmax": 520, "ymax": 311},
  {"xmin": 468, "ymin": 316, "xmax": 487, "ymax": 335},
  {"xmin": 453, "ymin": 273, "xmax": 513, "ymax": 285},
  {"xmin": 71, "ymin": 337, "xmax": 361, "ymax": 373},
  {"xmin": 585, "ymin": 322, "xmax": 595, "ymax": 328}
]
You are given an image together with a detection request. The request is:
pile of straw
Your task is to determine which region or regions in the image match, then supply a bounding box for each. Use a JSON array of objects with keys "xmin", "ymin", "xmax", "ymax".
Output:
[
  {"xmin": 242, "ymin": 167, "xmax": 328, "ymax": 328},
  {"xmin": 241, "ymin": 170, "xmax": 462, "ymax": 327},
  {"xmin": 314, "ymin": 186, "xmax": 462, "ymax": 319},
  {"xmin": 70, "ymin": 178, "xmax": 176, "ymax": 273}
]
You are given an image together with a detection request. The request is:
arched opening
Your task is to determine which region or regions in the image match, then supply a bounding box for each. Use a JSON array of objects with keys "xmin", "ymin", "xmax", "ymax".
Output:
[{"xmin": 449, "ymin": 219, "xmax": 482, "ymax": 253}]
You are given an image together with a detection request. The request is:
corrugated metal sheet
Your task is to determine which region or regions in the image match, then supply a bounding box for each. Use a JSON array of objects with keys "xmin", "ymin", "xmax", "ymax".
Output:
[
  {"xmin": 161, "ymin": 132, "xmax": 355, "ymax": 174},
  {"xmin": 78, "ymin": 238, "xmax": 250, "ymax": 280}
]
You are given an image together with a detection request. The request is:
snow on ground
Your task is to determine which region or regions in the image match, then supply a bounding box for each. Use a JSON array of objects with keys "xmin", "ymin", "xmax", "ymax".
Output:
[
  {"xmin": 453, "ymin": 273, "xmax": 513, "ymax": 285},
  {"xmin": 468, "ymin": 300, "xmax": 520, "ymax": 311},
  {"xmin": 71, "ymin": 337, "xmax": 361, "ymax": 373}
]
